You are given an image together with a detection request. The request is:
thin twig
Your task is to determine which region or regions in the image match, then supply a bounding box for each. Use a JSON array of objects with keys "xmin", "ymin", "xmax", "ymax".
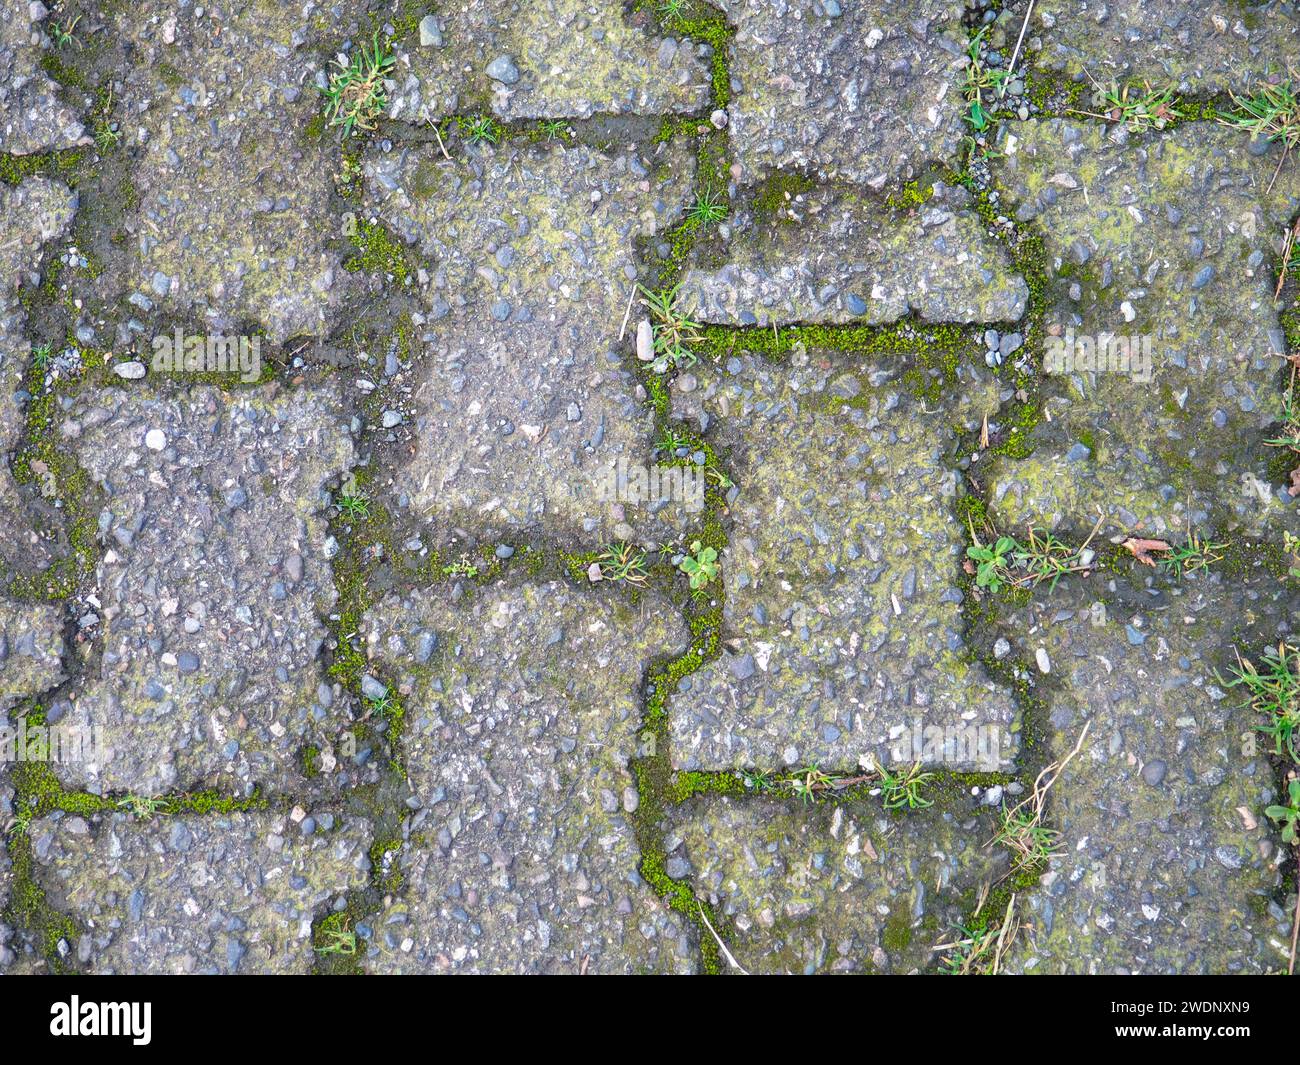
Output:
[
  {"xmin": 1006, "ymin": 0, "xmax": 1035, "ymax": 79},
  {"xmin": 427, "ymin": 118, "xmax": 451, "ymax": 161},
  {"xmin": 618, "ymin": 281, "xmax": 636, "ymax": 341},
  {"xmin": 697, "ymin": 903, "xmax": 749, "ymax": 974}
]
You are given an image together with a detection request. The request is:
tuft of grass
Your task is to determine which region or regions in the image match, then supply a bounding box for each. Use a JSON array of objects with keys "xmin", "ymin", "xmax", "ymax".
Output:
[
  {"xmin": 638, "ymin": 283, "xmax": 701, "ymax": 373},
  {"xmin": 787, "ymin": 763, "xmax": 838, "ymax": 806},
  {"xmin": 49, "ymin": 16, "xmax": 81, "ymax": 49},
  {"xmin": 1217, "ymin": 643, "xmax": 1300, "ymax": 763},
  {"xmin": 686, "ymin": 186, "xmax": 728, "ymax": 226},
  {"xmin": 875, "ymin": 761, "xmax": 934, "ymax": 810},
  {"xmin": 314, "ymin": 924, "xmax": 358, "ymax": 956},
  {"xmin": 1157, "ymin": 531, "xmax": 1227, "ymax": 579},
  {"xmin": 538, "ymin": 119, "xmax": 570, "ymax": 142},
  {"xmin": 1075, "ymin": 80, "xmax": 1182, "ymax": 132},
  {"xmin": 458, "ymin": 114, "xmax": 502, "ymax": 146},
  {"xmin": 116, "ymin": 796, "xmax": 172, "ymax": 819},
  {"xmin": 335, "ymin": 493, "xmax": 370, "ymax": 520},
  {"xmin": 597, "ymin": 542, "xmax": 649, "ymax": 585},
  {"xmin": 993, "ymin": 805, "xmax": 1062, "ymax": 870},
  {"xmin": 321, "ymin": 33, "xmax": 394, "ymax": 138},
  {"xmin": 1218, "ymin": 80, "xmax": 1300, "ymax": 149}
]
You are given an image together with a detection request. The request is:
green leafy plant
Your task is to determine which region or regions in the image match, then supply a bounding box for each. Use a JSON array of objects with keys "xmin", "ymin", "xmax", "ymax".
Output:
[
  {"xmin": 459, "ymin": 114, "xmax": 502, "ymax": 145},
  {"xmin": 1266, "ymin": 777, "xmax": 1300, "ymax": 844},
  {"xmin": 638, "ymin": 283, "xmax": 701, "ymax": 373},
  {"xmin": 441, "ymin": 559, "xmax": 479, "ymax": 579},
  {"xmin": 678, "ymin": 540, "xmax": 718, "ymax": 590},
  {"xmin": 1217, "ymin": 80, "xmax": 1300, "ymax": 150},
  {"xmin": 966, "ymin": 534, "xmax": 1016, "ymax": 593},
  {"xmin": 1284, "ymin": 531, "xmax": 1300, "ymax": 580},
  {"xmin": 117, "ymin": 796, "xmax": 171, "ymax": 819},
  {"xmin": 686, "ymin": 186, "xmax": 728, "ymax": 226},
  {"xmin": 876, "ymin": 761, "xmax": 934, "ymax": 810},
  {"xmin": 962, "ymin": 28, "xmax": 1012, "ymax": 133},
  {"xmin": 321, "ymin": 33, "xmax": 394, "ymax": 138},
  {"xmin": 94, "ymin": 123, "xmax": 120, "ymax": 152},
  {"xmin": 786, "ymin": 763, "xmax": 839, "ymax": 806},
  {"xmin": 335, "ymin": 493, "xmax": 370, "ymax": 519},
  {"xmin": 1217, "ymin": 643, "xmax": 1300, "ymax": 763},
  {"xmin": 658, "ymin": 0, "xmax": 689, "ymax": 20},
  {"xmin": 739, "ymin": 768, "xmax": 773, "ymax": 792},
  {"xmin": 656, "ymin": 426, "xmax": 690, "ymax": 454},
  {"xmin": 32, "ymin": 343, "xmax": 54, "ymax": 371},
  {"xmin": 597, "ymin": 542, "xmax": 649, "ymax": 585}
]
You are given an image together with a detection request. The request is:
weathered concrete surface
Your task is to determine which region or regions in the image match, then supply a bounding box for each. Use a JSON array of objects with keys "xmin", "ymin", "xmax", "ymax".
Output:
[
  {"xmin": 989, "ymin": 120, "xmax": 1300, "ymax": 539},
  {"xmin": 0, "ymin": 3, "xmax": 87, "ymax": 155},
  {"xmin": 361, "ymin": 580, "xmax": 697, "ymax": 973},
  {"xmin": 29, "ymin": 810, "xmax": 372, "ymax": 973},
  {"xmin": 680, "ymin": 180, "xmax": 1028, "ymax": 326},
  {"xmin": 364, "ymin": 140, "xmax": 697, "ymax": 546},
  {"xmin": 669, "ymin": 348, "xmax": 1018, "ymax": 772}
]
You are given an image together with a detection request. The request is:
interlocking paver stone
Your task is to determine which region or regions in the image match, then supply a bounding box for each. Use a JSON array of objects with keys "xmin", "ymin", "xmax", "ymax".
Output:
[
  {"xmin": 388, "ymin": 0, "xmax": 711, "ymax": 123},
  {"xmin": 669, "ymin": 348, "xmax": 1018, "ymax": 772},
  {"xmin": 50, "ymin": 384, "xmax": 357, "ymax": 796},
  {"xmin": 0, "ymin": 3, "xmax": 87, "ymax": 155},
  {"xmin": 721, "ymin": 0, "xmax": 968, "ymax": 187},
  {"xmin": 364, "ymin": 140, "xmax": 697, "ymax": 546},
  {"xmin": 361, "ymin": 580, "xmax": 697, "ymax": 973},
  {"xmin": 1023, "ymin": 0, "xmax": 1300, "ymax": 95},
  {"xmin": 111, "ymin": 1, "xmax": 358, "ymax": 340},
  {"xmin": 989, "ymin": 120, "xmax": 1300, "ymax": 537},
  {"xmin": 29, "ymin": 810, "xmax": 372, "ymax": 973},
  {"xmin": 668, "ymin": 796, "xmax": 1008, "ymax": 973},
  {"xmin": 992, "ymin": 576, "xmax": 1296, "ymax": 974},
  {"xmin": 681, "ymin": 180, "xmax": 1028, "ymax": 326}
]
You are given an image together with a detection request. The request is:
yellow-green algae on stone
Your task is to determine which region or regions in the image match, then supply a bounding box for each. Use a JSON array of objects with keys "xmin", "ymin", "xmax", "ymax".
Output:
[
  {"xmin": 988, "ymin": 120, "xmax": 1300, "ymax": 539},
  {"xmin": 668, "ymin": 348, "xmax": 1019, "ymax": 772},
  {"xmin": 387, "ymin": 0, "xmax": 711, "ymax": 123},
  {"xmin": 679, "ymin": 180, "xmax": 1029, "ymax": 327}
]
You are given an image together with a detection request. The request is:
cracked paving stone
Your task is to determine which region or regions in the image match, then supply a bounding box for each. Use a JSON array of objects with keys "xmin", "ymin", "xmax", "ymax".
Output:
[
  {"xmin": 669, "ymin": 796, "xmax": 1008, "ymax": 973},
  {"xmin": 719, "ymin": 0, "xmax": 968, "ymax": 188},
  {"xmin": 109, "ymin": 1, "xmax": 363, "ymax": 341},
  {"xmin": 49, "ymin": 383, "xmax": 360, "ymax": 797},
  {"xmin": 28, "ymin": 810, "xmax": 372, "ymax": 973},
  {"xmin": 360, "ymin": 580, "xmax": 698, "ymax": 973},
  {"xmin": 0, "ymin": 2, "xmax": 88, "ymax": 155},
  {"xmin": 0, "ymin": 600, "xmax": 64, "ymax": 710},
  {"xmin": 364, "ymin": 140, "xmax": 697, "ymax": 546},
  {"xmin": 669, "ymin": 348, "xmax": 1018, "ymax": 772},
  {"xmin": 989, "ymin": 120, "xmax": 1300, "ymax": 538},
  {"xmin": 1022, "ymin": 0, "xmax": 1300, "ymax": 96},
  {"xmin": 387, "ymin": 0, "xmax": 711, "ymax": 123},
  {"xmin": 992, "ymin": 575, "xmax": 1296, "ymax": 974},
  {"xmin": 680, "ymin": 179, "xmax": 1028, "ymax": 326},
  {"xmin": 0, "ymin": 175, "xmax": 78, "ymax": 576}
]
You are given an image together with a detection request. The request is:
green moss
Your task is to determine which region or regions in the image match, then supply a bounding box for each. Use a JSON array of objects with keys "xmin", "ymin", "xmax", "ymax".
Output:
[{"xmin": 345, "ymin": 218, "xmax": 411, "ymax": 283}]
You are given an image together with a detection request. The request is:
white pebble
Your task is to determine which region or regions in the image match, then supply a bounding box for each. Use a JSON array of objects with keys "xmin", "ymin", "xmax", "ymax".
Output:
[
  {"xmin": 145, "ymin": 429, "xmax": 166, "ymax": 451},
  {"xmin": 1035, "ymin": 647, "xmax": 1051, "ymax": 674}
]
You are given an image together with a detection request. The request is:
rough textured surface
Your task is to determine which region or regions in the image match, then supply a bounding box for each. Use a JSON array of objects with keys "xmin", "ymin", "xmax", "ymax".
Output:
[
  {"xmin": 989, "ymin": 120, "xmax": 1300, "ymax": 538},
  {"xmin": 722, "ymin": 0, "xmax": 968, "ymax": 187},
  {"xmin": 50, "ymin": 384, "xmax": 359, "ymax": 797},
  {"xmin": 29, "ymin": 810, "xmax": 372, "ymax": 973},
  {"xmin": 993, "ymin": 576, "xmax": 1296, "ymax": 975},
  {"xmin": 388, "ymin": 1, "xmax": 711, "ymax": 123},
  {"xmin": 110, "ymin": 1, "xmax": 359, "ymax": 341},
  {"xmin": 0, "ymin": 176, "xmax": 77, "ymax": 574},
  {"xmin": 1024, "ymin": 0, "xmax": 1300, "ymax": 95},
  {"xmin": 669, "ymin": 349, "xmax": 1018, "ymax": 772},
  {"xmin": 365, "ymin": 140, "xmax": 697, "ymax": 545},
  {"xmin": 669, "ymin": 796, "xmax": 1008, "ymax": 973},
  {"xmin": 0, "ymin": 600, "xmax": 63, "ymax": 709},
  {"xmin": 0, "ymin": 2, "xmax": 87, "ymax": 155},
  {"xmin": 361, "ymin": 581, "xmax": 697, "ymax": 973},
  {"xmin": 681, "ymin": 180, "xmax": 1028, "ymax": 326}
]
